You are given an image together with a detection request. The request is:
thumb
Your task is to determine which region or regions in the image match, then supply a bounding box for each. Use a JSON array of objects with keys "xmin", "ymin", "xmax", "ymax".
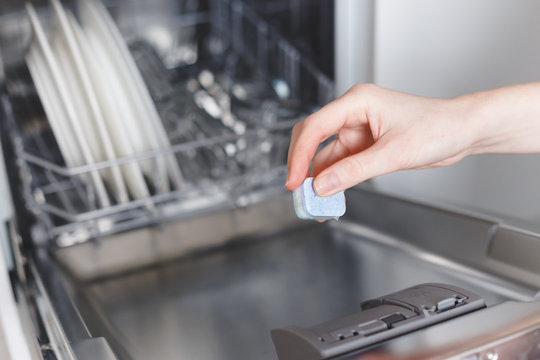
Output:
[{"xmin": 313, "ymin": 140, "xmax": 398, "ymax": 196}]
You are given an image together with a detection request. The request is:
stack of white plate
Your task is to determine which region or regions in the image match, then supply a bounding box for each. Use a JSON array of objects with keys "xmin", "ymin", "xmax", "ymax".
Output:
[{"xmin": 25, "ymin": 0, "xmax": 185, "ymax": 208}]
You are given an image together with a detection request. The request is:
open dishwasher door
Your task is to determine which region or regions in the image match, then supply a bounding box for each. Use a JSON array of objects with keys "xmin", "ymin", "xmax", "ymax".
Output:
[
  {"xmin": 1, "ymin": 1, "xmax": 540, "ymax": 360},
  {"xmin": 20, "ymin": 187, "xmax": 540, "ymax": 360}
]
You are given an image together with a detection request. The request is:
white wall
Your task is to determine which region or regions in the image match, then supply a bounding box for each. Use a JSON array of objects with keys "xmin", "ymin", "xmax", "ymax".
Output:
[
  {"xmin": 374, "ymin": 0, "xmax": 540, "ymax": 96},
  {"xmin": 369, "ymin": 0, "xmax": 540, "ymax": 229}
]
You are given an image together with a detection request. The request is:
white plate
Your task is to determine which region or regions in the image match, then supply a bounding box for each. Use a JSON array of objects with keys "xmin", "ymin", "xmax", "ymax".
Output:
[
  {"xmin": 50, "ymin": 22, "xmax": 101, "ymax": 164},
  {"xmin": 69, "ymin": 13, "xmax": 151, "ymax": 200},
  {"xmin": 78, "ymin": 0, "xmax": 167, "ymax": 192},
  {"xmin": 25, "ymin": 3, "xmax": 111, "ymax": 208},
  {"xmin": 79, "ymin": 0, "xmax": 185, "ymax": 192},
  {"xmin": 81, "ymin": 29, "xmax": 153, "ymax": 168},
  {"xmin": 50, "ymin": 0, "xmax": 129, "ymax": 204},
  {"xmin": 26, "ymin": 44, "xmax": 81, "ymax": 168}
]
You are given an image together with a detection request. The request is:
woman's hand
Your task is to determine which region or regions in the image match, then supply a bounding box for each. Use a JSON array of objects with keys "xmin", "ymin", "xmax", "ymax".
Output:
[{"xmin": 285, "ymin": 82, "xmax": 540, "ymax": 196}]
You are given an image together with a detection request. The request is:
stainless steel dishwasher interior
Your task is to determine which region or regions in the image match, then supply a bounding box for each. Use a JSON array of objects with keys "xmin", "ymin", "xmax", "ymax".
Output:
[{"xmin": 54, "ymin": 188, "xmax": 540, "ymax": 360}]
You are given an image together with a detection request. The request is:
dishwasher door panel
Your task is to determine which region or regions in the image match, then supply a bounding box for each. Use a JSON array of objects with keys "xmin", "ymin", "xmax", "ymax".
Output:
[{"xmin": 52, "ymin": 191, "xmax": 537, "ymax": 360}]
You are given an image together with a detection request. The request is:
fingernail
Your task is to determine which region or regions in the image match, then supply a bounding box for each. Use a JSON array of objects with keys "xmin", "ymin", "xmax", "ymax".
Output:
[
  {"xmin": 314, "ymin": 172, "xmax": 340, "ymax": 196},
  {"xmin": 284, "ymin": 177, "xmax": 291, "ymax": 188}
]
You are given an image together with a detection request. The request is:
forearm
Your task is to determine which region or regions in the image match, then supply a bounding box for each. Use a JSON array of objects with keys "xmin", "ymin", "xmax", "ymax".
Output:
[{"xmin": 460, "ymin": 82, "xmax": 540, "ymax": 155}]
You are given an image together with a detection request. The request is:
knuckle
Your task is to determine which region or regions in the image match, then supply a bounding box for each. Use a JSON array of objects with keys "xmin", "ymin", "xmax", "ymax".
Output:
[
  {"xmin": 296, "ymin": 115, "xmax": 321, "ymax": 139},
  {"xmin": 350, "ymin": 83, "xmax": 366, "ymax": 93},
  {"xmin": 349, "ymin": 82, "xmax": 379, "ymax": 96},
  {"xmin": 302, "ymin": 114, "xmax": 317, "ymax": 128}
]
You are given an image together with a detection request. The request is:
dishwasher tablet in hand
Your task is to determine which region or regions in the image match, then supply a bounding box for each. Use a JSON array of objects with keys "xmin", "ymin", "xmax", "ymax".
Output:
[{"xmin": 292, "ymin": 177, "xmax": 346, "ymax": 220}]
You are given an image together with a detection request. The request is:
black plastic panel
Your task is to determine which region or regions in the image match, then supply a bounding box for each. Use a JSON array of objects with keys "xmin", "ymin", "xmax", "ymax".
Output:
[{"xmin": 271, "ymin": 283, "xmax": 486, "ymax": 360}]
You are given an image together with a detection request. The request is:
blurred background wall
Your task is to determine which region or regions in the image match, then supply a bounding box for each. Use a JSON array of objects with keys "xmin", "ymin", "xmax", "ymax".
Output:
[{"xmin": 336, "ymin": 0, "xmax": 540, "ymax": 230}]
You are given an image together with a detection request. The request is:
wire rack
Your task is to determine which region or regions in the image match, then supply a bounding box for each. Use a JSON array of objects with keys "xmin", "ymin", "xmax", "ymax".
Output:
[{"xmin": 1, "ymin": 0, "xmax": 334, "ymax": 247}]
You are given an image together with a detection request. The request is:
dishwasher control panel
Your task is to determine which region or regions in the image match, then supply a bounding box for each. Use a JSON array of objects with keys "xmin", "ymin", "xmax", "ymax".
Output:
[{"xmin": 271, "ymin": 283, "xmax": 486, "ymax": 360}]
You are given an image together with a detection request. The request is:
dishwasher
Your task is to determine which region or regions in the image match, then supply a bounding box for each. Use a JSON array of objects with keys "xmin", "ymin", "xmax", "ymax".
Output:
[{"xmin": 1, "ymin": 1, "xmax": 540, "ymax": 360}]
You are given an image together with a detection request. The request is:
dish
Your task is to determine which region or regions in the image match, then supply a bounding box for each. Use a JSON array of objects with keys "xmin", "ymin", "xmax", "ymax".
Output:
[
  {"xmin": 92, "ymin": 0, "xmax": 186, "ymax": 190},
  {"xmin": 25, "ymin": 44, "xmax": 81, "ymax": 167},
  {"xmin": 70, "ymin": 14, "xmax": 151, "ymax": 200},
  {"xmin": 50, "ymin": 0, "xmax": 129, "ymax": 204},
  {"xmin": 79, "ymin": 0, "xmax": 185, "ymax": 192},
  {"xmin": 78, "ymin": 3, "xmax": 150, "ymax": 155},
  {"xmin": 25, "ymin": 3, "xmax": 111, "ymax": 208},
  {"xmin": 78, "ymin": 0, "xmax": 168, "ymax": 192}
]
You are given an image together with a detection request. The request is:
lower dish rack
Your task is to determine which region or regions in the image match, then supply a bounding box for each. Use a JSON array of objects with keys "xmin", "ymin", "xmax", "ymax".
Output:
[{"xmin": 0, "ymin": 0, "xmax": 334, "ymax": 248}]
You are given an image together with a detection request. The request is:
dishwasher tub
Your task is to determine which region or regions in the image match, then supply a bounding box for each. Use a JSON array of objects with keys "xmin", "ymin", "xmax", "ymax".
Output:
[{"xmin": 38, "ymin": 187, "xmax": 540, "ymax": 360}]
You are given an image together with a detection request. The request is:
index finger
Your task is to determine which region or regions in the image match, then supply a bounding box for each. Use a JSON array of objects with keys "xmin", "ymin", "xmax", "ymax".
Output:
[{"xmin": 285, "ymin": 92, "xmax": 365, "ymax": 190}]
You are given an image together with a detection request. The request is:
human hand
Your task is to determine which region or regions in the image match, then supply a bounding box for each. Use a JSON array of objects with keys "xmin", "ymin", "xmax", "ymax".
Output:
[{"xmin": 285, "ymin": 83, "xmax": 497, "ymax": 195}]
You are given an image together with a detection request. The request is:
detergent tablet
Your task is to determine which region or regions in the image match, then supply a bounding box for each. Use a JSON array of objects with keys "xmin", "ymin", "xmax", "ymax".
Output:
[{"xmin": 292, "ymin": 177, "xmax": 346, "ymax": 220}]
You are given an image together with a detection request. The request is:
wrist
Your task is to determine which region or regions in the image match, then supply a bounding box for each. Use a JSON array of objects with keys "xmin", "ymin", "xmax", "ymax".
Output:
[
  {"xmin": 456, "ymin": 83, "xmax": 540, "ymax": 155},
  {"xmin": 450, "ymin": 89, "xmax": 511, "ymax": 156}
]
